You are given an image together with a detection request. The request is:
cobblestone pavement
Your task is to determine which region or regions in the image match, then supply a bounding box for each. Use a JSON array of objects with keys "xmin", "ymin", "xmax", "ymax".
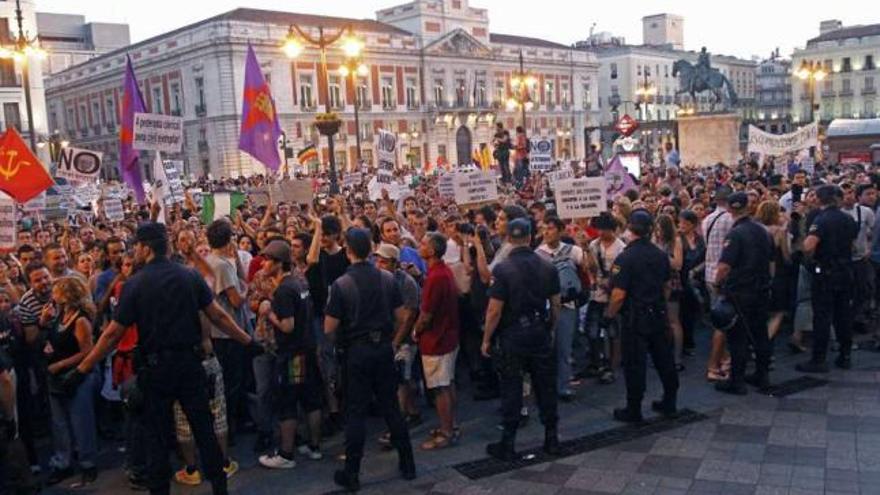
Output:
[{"xmin": 43, "ymin": 340, "xmax": 880, "ymax": 495}]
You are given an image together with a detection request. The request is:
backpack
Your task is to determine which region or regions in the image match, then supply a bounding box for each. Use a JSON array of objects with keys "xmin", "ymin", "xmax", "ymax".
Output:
[{"xmin": 551, "ymin": 244, "xmax": 583, "ymax": 304}]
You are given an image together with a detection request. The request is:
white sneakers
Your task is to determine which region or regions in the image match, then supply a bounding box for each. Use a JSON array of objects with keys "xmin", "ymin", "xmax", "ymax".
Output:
[
  {"xmin": 258, "ymin": 453, "xmax": 296, "ymax": 469},
  {"xmin": 297, "ymin": 445, "xmax": 324, "ymax": 460}
]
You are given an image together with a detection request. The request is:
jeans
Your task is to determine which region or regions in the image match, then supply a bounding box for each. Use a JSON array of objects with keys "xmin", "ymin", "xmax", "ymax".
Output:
[
  {"xmin": 49, "ymin": 370, "xmax": 99, "ymax": 470},
  {"xmin": 251, "ymin": 353, "xmax": 276, "ymax": 436},
  {"xmin": 555, "ymin": 307, "xmax": 578, "ymax": 394}
]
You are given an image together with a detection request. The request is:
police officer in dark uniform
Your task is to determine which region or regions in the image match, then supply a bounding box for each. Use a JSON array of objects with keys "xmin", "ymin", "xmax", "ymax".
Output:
[
  {"xmin": 797, "ymin": 184, "xmax": 859, "ymax": 372},
  {"xmin": 481, "ymin": 218, "xmax": 561, "ymax": 461},
  {"xmin": 604, "ymin": 209, "xmax": 679, "ymax": 423},
  {"xmin": 324, "ymin": 227, "xmax": 415, "ymax": 492},
  {"xmin": 66, "ymin": 223, "xmax": 257, "ymax": 495},
  {"xmin": 713, "ymin": 192, "xmax": 774, "ymax": 395}
]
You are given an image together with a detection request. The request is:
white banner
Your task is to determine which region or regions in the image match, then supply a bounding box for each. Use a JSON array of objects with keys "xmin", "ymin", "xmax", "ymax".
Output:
[
  {"xmin": 104, "ymin": 198, "xmax": 125, "ymax": 222},
  {"xmin": 367, "ymin": 177, "xmax": 401, "ymax": 201},
  {"xmin": 453, "ymin": 171, "xmax": 499, "ymax": 205},
  {"xmin": 278, "ymin": 180, "xmax": 313, "ymax": 205},
  {"xmin": 56, "ymin": 147, "xmax": 102, "ymax": 182},
  {"xmin": 747, "ymin": 123, "xmax": 818, "ymax": 156},
  {"xmin": 0, "ymin": 192, "xmax": 15, "ymax": 250},
  {"xmin": 555, "ymin": 177, "xmax": 608, "ymax": 219},
  {"xmin": 133, "ymin": 112, "xmax": 184, "ymax": 152},
  {"xmin": 529, "ymin": 138, "xmax": 553, "ymax": 172}
]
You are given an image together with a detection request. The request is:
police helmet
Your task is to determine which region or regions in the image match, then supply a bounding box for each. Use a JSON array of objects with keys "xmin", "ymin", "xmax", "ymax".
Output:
[{"xmin": 710, "ymin": 296, "xmax": 739, "ymax": 332}]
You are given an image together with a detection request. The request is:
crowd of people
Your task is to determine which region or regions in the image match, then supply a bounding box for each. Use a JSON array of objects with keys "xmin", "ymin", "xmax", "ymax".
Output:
[{"xmin": 1, "ymin": 132, "xmax": 879, "ymax": 494}]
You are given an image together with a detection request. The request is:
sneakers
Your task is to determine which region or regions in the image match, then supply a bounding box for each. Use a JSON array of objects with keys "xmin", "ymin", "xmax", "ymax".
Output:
[
  {"xmin": 297, "ymin": 444, "xmax": 324, "ymax": 460},
  {"xmin": 224, "ymin": 459, "xmax": 239, "ymax": 478},
  {"xmin": 259, "ymin": 451, "xmax": 297, "ymax": 469},
  {"xmin": 174, "ymin": 467, "xmax": 202, "ymax": 486}
]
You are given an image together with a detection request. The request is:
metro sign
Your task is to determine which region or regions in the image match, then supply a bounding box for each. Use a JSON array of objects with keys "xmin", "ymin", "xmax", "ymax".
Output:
[{"xmin": 615, "ymin": 114, "xmax": 639, "ymax": 137}]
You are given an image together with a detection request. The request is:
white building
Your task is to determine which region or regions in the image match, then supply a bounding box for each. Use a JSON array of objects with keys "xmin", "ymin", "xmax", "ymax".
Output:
[
  {"xmin": 44, "ymin": 1, "xmax": 600, "ymax": 179},
  {"xmin": 0, "ymin": 0, "xmax": 47, "ymax": 141},
  {"xmin": 36, "ymin": 12, "xmax": 130, "ymax": 76},
  {"xmin": 755, "ymin": 51, "xmax": 793, "ymax": 133},
  {"xmin": 791, "ymin": 20, "xmax": 880, "ymax": 123}
]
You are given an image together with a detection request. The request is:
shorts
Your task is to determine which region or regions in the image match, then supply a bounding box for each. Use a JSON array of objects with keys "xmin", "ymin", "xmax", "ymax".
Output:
[
  {"xmin": 421, "ymin": 348, "xmax": 458, "ymax": 390},
  {"xmin": 394, "ymin": 343, "xmax": 416, "ymax": 382},
  {"xmin": 174, "ymin": 356, "xmax": 227, "ymax": 443},
  {"xmin": 275, "ymin": 351, "xmax": 323, "ymax": 420}
]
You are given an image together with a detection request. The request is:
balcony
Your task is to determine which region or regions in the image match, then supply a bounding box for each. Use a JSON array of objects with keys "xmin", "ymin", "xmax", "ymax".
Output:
[
  {"xmin": 358, "ymin": 99, "xmax": 372, "ymax": 110},
  {"xmin": 92, "ymin": 126, "xmax": 101, "ymax": 136},
  {"xmin": 299, "ymin": 103, "xmax": 317, "ymax": 112},
  {"xmin": 862, "ymin": 87, "xmax": 877, "ymax": 95},
  {"xmin": 106, "ymin": 123, "xmax": 116, "ymax": 133},
  {"xmin": 406, "ymin": 100, "xmax": 419, "ymax": 110},
  {"xmin": 820, "ymin": 90, "xmax": 836, "ymax": 98},
  {"xmin": 546, "ymin": 101, "xmax": 556, "ymax": 111},
  {"xmin": 491, "ymin": 100, "xmax": 503, "ymax": 110},
  {"xmin": 194, "ymin": 103, "xmax": 206, "ymax": 116},
  {"xmin": 170, "ymin": 108, "xmax": 182, "ymax": 117},
  {"xmin": 381, "ymin": 100, "xmax": 396, "ymax": 110},
  {"xmin": 561, "ymin": 102, "xmax": 571, "ymax": 111},
  {"xmin": 839, "ymin": 88, "xmax": 854, "ymax": 97}
]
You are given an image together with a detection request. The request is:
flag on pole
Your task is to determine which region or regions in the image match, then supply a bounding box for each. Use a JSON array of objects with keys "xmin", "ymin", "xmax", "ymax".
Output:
[
  {"xmin": 297, "ymin": 144, "xmax": 318, "ymax": 164},
  {"xmin": 0, "ymin": 128, "xmax": 54, "ymax": 203},
  {"xmin": 201, "ymin": 192, "xmax": 246, "ymax": 224},
  {"xmin": 119, "ymin": 55, "xmax": 147, "ymax": 204},
  {"xmin": 604, "ymin": 154, "xmax": 638, "ymax": 198},
  {"xmin": 239, "ymin": 45, "xmax": 282, "ymax": 171}
]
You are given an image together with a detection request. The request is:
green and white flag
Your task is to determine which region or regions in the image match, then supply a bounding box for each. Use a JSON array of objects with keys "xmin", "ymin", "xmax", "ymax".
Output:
[{"xmin": 201, "ymin": 191, "xmax": 245, "ymax": 224}]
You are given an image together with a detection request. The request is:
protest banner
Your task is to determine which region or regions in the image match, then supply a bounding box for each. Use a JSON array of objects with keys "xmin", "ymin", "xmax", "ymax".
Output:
[
  {"xmin": 187, "ymin": 188, "xmax": 204, "ymax": 208},
  {"xmin": 529, "ymin": 138, "xmax": 553, "ymax": 172},
  {"xmin": 747, "ymin": 123, "xmax": 818, "ymax": 156},
  {"xmin": 104, "ymin": 198, "xmax": 125, "ymax": 222},
  {"xmin": 0, "ymin": 193, "xmax": 15, "ymax": 249},
  {"xmin": 555, "ymin": 177, "xmax": 608, "ymax": 219},
  {"xmin": 22, "ymin": 193, "xmax": 46, "ymax": 213},
  {"xmin": 133, "ymin": 112, "xmax": 184, "ymax": 152},
  {"xmin": 56, "ymin": 147, "xmax": 102, "ymax": 182},
  {"xmin": 377, "ymin": 129, "xmax": 397, "ymax": 184},
  {"xmin": 453, "ymin": 171, "xmax": 498, "ymax": 206}
]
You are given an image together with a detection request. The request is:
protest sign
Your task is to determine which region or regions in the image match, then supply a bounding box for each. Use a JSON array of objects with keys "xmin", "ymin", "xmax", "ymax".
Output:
[
  {"xmin": 453, "ymin": 171, "xmax": 498, "ymax": 205},
  {"xmin": 187, "ymin": 188, "xmax": 203, "ymax": 208},
  {"xmin": 377, "ymin": 129, "xmax": 396, "ymax": 184},
  {"xmin": 529, "ymin": 138, "xmax": 553, "ymax": 172},
  {"xmin": 133, "ymin": 112, "xmax": 184, "ymax": 152},
  {"xmin": 547, "ymin": 168, "xmax": 574, "ymax": 187},
  {"xmin": 279, "ymin": 180, "xmax": 313, "ymax": 205},
  {"xmin": 367, "ymin": 177, "xmax": 401, "ymax": 201},
  {"xmin": 162, "ymin": 160, "xmax": 185, "ymax": 204},
  {"xmin": 104, "ymin": 198, "xmax": 125, "ymax": 222},
  {"xmin": 438, "ymin": 173, "xmax": 455, "ymax": 199},
  {"xmin": 747, "ymin": 123, "xmax": 818, "ymax": 156},
  {"xmin": 56, "ymin": 147, "xmax": 102, "ymax": 182},
  {"xmin": 74, "ymin": 183, "xmax": 100, "ymax": 208},
  {"xmin": 555, "ymin": 177, "xmax": 608, "ymax": 219},
  {"xmin": 0, "ymin": 193, "xmax": 15, "ymax": 249},
  {"xmin": 22, "ymin": 193, "xmax": 46, "ymax": 213},
  {"xmin": 343, "ymin": 172, "xmax": 363, "ymax": 189}
]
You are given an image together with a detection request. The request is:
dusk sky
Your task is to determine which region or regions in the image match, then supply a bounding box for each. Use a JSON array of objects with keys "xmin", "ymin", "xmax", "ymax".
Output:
[{"xmin": 37, "ymin": 0, "xmax": 870, "ymax": 60}]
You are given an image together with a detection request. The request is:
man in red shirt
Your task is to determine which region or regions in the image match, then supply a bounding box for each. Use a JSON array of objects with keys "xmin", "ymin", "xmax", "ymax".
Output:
[{"xmin": 413, "ymin": 232, "xmax": 460, "ymax": 450}]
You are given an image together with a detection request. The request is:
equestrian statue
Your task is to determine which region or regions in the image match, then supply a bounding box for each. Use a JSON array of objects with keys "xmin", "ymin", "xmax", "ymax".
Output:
[{"xmin": 672, "ymin": 47, "xmax": 738, "ymax": 110}]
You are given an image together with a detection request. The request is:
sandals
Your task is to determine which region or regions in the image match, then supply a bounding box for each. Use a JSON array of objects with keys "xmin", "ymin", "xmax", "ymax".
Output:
[
  {"xmin": 706, "ymin": 368, "xmax": 728, "ymax": 382},
  {"xmin": 421, "ymin": 429, "xmax": 457, "ymax": 450}
]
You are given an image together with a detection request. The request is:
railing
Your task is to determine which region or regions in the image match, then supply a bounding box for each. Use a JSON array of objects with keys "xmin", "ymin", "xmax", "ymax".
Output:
[{"xmin": 195, "ymin": 103, "xmax": 206, "ymax": 116}]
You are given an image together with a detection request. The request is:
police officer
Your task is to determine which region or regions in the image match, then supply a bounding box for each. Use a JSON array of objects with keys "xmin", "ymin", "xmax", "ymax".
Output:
[
  {"xmin": 797, "ymin": 184, "xmax": 859, "ymax": 372},
  {"xmin": 324, "ymin": 228, "xmax": 415, "ymax": 492},
  {"xmin": 713, "ymin": 192, "xmax": 774, "ymax": 394},
  {"xmin": 481, "ymin": 218, "xmax": 561, "ymax": 461},
  {"xmin": 65, "ymin": 223, "xmax": 256, "ymax": 495},
  {"xmin": 604, "ymin": 209, "xmax": 679, "ymax": 423}
]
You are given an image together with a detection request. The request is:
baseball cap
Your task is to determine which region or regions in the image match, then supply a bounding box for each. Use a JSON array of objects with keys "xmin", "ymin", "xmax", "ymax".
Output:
[
  {"xmin": 727, "ymin": 192, "xmax": 749, "ymax": 210},
  {"xmin": 261, "ymin": 239, "xmax": 291, "ymax": 262},
  {"xmin": 375, "ymin": 243, "xmax": 400, "ymax": 261},
  {"xmin": 135, "ymin": 222, "xmax": 167, "ymax": 244},
  {"xmin": 508, "ymin": 218, "xmax": 532, "ymax": 239}
]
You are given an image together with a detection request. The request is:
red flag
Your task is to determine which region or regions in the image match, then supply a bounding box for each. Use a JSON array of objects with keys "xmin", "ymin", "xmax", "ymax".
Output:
[{"xmin": 0, "ymin": 128, "xmax": 54, "ymax": 203}]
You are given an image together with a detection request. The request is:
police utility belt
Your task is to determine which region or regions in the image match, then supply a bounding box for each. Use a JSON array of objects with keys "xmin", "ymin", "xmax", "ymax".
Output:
[
  {"xmin": 811, "ymin": 258, "xmax": 853, "ymax": 277},
  {"xmin": 134, "ymin": 345, "xmax": 204, "ymax": 370},
  {"xmin": 345, "ymin": 330, "xmax": 390, "ymax": 348}
]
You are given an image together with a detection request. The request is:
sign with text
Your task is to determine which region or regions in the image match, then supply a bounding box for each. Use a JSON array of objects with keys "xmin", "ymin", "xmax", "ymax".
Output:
[
  {"xmin": 343, "ymin": 172, "xmax": 363, "ymax": 189},
  {"xmin": 547, "ymin": 168, "xmax": 574, "ymax": 187},
  {"xmin": 133, "ymin": 112, "xmax": 184, "ymax": 152},
  {"xmin": 377, "ymin": 129, "xmax": 397, "ymax": 184},
  {"xmin": 56, "ymin": 147, "xmax": 102, "ymax": 182},
  {"xmin": 555, "ymin": 177, "xmax": 608, "ymax": 219},
  {"xmin": 279, "ymin": 180, "xmax": 313, "ymax": 205},
  {"xmin": 747, "ymin": 123, "xmax": 818, "ymax": 156},
  {"xmin": 162, "ymin": 160, "xmax": 185, "ymax": 205},
  {"xmin": 0, "ymin": 193, "xmax": 15, "ymax": 249},
  {"xmin": 453, "ymin": 171, "xmax": 499, "ymax": 205},
  {"xmin": 438, "ymin": 173, "xmax": 455, "ymax": 199},
  {"xmin": 104, "ymin": 198, "xmax": 125, "ymax": 222},
  {"xmin": 22, "ymin": 193, "xmax": 46, "ymax": 212},
  {"xmin": 529, "ymin": 138, "xmax": 553, "ymax": 172},
  {"xmin": 367, "ymin": 176, "xmax": 401, "ymax": 201}
]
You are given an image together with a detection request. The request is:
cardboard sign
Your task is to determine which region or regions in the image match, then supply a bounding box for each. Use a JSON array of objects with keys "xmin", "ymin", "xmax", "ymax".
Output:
[
  {"xmin": 187, "ymin": 188, "xmax": 203, "ymax": 208},
  {"xmin": 104, "ymin": 198, "xmax": 125, "ymax": 222},
  {"xmin": 555, "ymin": 177, "xmax": 608, "ymax": 219},
  {"xmin": 74, "ymin": 183, "xmax": 100, "ymax": 208},
  {"xmin": 529, "ymin": 138, "xmax": 553, "ymax": 172},
  {"xmin": 343, "ymin": 173, "xmax": 363, "ymax": 189},
  {"xmin": 367, "ymin": 177, "xmax": 401, "ymax": 201},
  {"xmin": 453, "ymin": 171, "xmax": 499, "ymax": 205},
  {"xmin": 0, "ymin": 193, "xmax": 15, "ymax": 249},
  {"xmin": 56, "ymin": 147, "xmax": 102, "ymax": 182},
  {"xmin": 162, "ymin": 160, "xmax": 185, "ymax": 205},
  {"xmin": 278, "ymin": 180, "xmax": 313, "ymax": 205},
  {"xmin": 438, "ymin": 173, "xmax": 455, "ymax": 199},
  {"xmin": 547, "ymin": 168, "xmax": 574, "ymax": 187},
  {"xmin": 133, "ymin": 112, "xmax": 184, "ymax": 152}
]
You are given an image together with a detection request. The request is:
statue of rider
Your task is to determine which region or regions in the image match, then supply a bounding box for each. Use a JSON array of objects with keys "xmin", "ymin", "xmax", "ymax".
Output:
[{"xmin": 696, "ymin": 47, "xmax": 711, "ymax": 77}]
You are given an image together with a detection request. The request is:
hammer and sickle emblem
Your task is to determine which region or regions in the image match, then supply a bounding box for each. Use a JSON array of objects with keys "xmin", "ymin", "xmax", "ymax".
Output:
[{"xmin": 0, "ymin": 149, "xmax": 29, "ymax": 181}]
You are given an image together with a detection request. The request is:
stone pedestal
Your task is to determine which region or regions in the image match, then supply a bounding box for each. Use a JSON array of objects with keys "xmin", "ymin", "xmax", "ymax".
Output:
[{"xmin": 677, "ymin": 113, "xmax": 741, "ymax": 167}]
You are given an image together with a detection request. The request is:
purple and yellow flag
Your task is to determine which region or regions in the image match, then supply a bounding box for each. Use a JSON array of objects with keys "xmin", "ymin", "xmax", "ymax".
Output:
[
  {"xmin": 119, "ymin": 55, "xmax": 147, "ymax": 204},
  {"xmin": 239, "ymin": 45, "xmax": 282, "ymax": 171}
]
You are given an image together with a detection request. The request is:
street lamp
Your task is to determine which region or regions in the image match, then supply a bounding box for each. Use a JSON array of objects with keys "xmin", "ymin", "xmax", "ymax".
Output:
[
  {"xmin": 0, "ymin": 0, "xmax": 47, "ymax": 152},
  {"xmin": 634, "ymin": 72, "xmax": 657, "ymax": 121},
  {"xmin": 339, "ymin": 57, "xmax": 369, "ymax": 165},
  {"xmin": 796, "ymin": 60, "xmax": 827, "ymax": 122},
  {"xmin": 506, "ymin": 49, "xmax": 537, "ymax": 128},
  {"xmin": 282, "ymin": 24, "xmax": 363, "ymax": 194}
]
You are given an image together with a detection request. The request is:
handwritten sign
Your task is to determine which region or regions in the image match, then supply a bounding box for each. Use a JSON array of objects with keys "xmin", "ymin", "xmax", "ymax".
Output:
[
  {"xmin": 438, "ymin": 173, "xmax": 455, "ymax": 199},
  {"xmin": 555, "ymin": 177, "xmax": 608, "ymax": 219},
  {"xmin": 367, "ymin": 177, "xmax": 401, "ymax": 201},
  {"xmin": 377, "ymin": 129, "xmax": 396, "ymax": 184},
  {"xmin": 104, "ymin": 198, "xmax": 125, "ymax": 222},
  {"xmin": 162, "ymin": 160, "xmax": 185, "ymax": 205},
  {"xmin": 547, "ymin": 168, "xmax": 574, "ymax": 187},
  {"xmin": 529, "ymin": 138, "xmax": 553, "ymax": 172},
  {"xmin": 343, "ymin": 172, "xmax": 363, "ymax": 189},
  {"xmin": 453, "ymin": 171, "xmax": 499, "ymax": 205},
  {"xmin": 56, "ymin": 147, "xmax": 102, "ymax": 182},
  {"xmin": 133, "ymin": 112, "xmax": 184, "ymax": 152},
  {"xmin": 278, "ymin": 180, "xmax": 313, "ymax": 205},
  {"xmin": 0, "ymin": 193, "xmax": 15, "ymax": 249}
]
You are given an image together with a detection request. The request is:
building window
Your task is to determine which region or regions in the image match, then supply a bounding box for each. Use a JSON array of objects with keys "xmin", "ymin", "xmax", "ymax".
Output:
[
  {"xmin": 866, "ymin": 55, "xmax": 876, "ymax": 71},
  {"xmin": 381, "ymin": 76, "xmax": 394, "ymax": 109},
  {"xmin": 664, "ymin": 65, "xmax": 669, "ymax": 77},
  {"xmin": 299, "ymin": 75, "xmax": 314, "ymax": 108},
  {"xmin": 170, "ymin": 83, "xmax": 181, "ymax": 115},
  {"xmin": 66, "ymin": 108, "xmax": 75, "ymax": 132},
  {"xmin": 842, "ymin": 100, "xmax": 852, "ymax": 117},
  {"xmin": 194, "ymin": 76, "xmax": 205, "ymax": 107},
  {"xmin": 151, "ymin": 87, "xmax": 163, "ymax": 113},
  {"xmin": 360, "ymin": 122, "xmax": 371, "ymax": 142},
  {"xmin": 637, "ymin": 65, "xmax": 642, "ymax": 76},
  {"xmin": 494, "ymin": 79, "xmax": 505, "ymax": 103},
  {"xmin": 357, "ymin": 76, "xmax": 369, "ymax": 106},
  {"xmin": 3, "ymin": 102, "xmax": 20, "ymax": 131},
  {"xmin": 92, "ymin": 102, "xmax": 101, "ymax": 127},
  {"xmin": 475, "ymin": 79, "xmax": 486, "ymax": 106},
  {"xmin": 545, "ymin": 80, "xmax": 555, "ymax": 106},
  {"xmin": 610, "ymin": 63, "xmax": 618, "ymax": 79},
  {"xmin": 79, "ymin": 105, "xmax": 88, "ymax": 130},
  {"xmin": 865, "ymin": 100, "xmax": 875, "ymax": 118},
  {"xmin": 645, "ymin": 65, "xmax": 651, "ymax": 77},
  {"xmin": 405, "ymin": 77, "xmax": 417, "ymax": 108},
  {"xmin": 454, "ymin": 78, "xmax": 466, "ymax": 106},
  {"xmin": 582, "ymin": 83, "xmax": 591, "ymax": 110},
  {"xmin": 842, "ymin": 57, "xmax": 852, "ymax": 72},
  {"xmin": 105, "ymin": 98, "xmax": 116, "ymax": 125},
  {"xmin": 611, "ymin": 85, "xmax": 619, "ymax": 97},
  {"xmin": 561, "ymin": 83, "xmax": 569, "ymax": 106},
  {"xmin": 437, "ymin": 144, "xmax": 447, "ymax": 160},
  {"xmin": 433, "ymin": 79, "xmax": 444, "ymax": 106},
  {"xmin": 328, "ymin": 75, "xmax": 342, "ymax": 109},
  {"xmin": 823, "ymin": 79, "xmax": 833, "ymax": 94},
  {"xmin": 842, "ymin": 78, "xmax": 852, "ymax": 94}
]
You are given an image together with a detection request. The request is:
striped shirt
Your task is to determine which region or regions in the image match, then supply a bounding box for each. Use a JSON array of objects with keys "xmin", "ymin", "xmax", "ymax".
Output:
[
  {"xmin": 701, "ymin": 208, "xmax": 733, "ymax": 285},
  {"xmin": 16, "ymin": 289, "xmax": 51, "ymax": 328}
]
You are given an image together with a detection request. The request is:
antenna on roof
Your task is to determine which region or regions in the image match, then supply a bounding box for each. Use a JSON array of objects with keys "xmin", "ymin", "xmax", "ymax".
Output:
[{"xmin": 589, "ymin": 22, "xmax": 596, "ymax": 38}]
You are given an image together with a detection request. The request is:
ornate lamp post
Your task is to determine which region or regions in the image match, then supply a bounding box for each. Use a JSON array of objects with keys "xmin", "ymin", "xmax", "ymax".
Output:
[
  {"xmin": 338, "ymin": 57, "xmax": 369, "ymax": 165},
  {"xmin": 0, "ymin": 0, "xmax": 47, "ymax": 151},
  {"xmin": 506, "ymin": 49, "xmax": 537, "ymax": 128},
  {"xmin": 795, "ymin": 60, "xmax": 826, "ymax": 123},
  {"xmin": 283, "ymin": 25, "xmax": 363, "ymax": 194}
]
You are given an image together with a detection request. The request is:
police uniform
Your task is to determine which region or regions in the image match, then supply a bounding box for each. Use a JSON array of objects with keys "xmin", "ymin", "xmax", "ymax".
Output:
[
  {"xmin": 799, "ymin": 186, "xmax": 858, "ymax": 371},
  {"xmin": 113, "ymin": 224, "xmax": 229, "ymax": 495},
  {"xmin": 609, "ymin": 210, "xmax": 678, "ymax": 422},
  {"xmin": 486, "ymin": 218, "xmax": 561, "ymax": 460},
  {"xmin": 325, "ymin": 228, "xmax": 414, "ymax": 488},
  {"xmin": 716, "ymin": 192, "xmax": 773, "ymax": 394}
]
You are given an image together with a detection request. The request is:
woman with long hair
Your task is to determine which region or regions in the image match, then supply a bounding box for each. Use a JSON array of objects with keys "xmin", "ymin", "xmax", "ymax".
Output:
[
  {"xmin": 45, "ymin": 277, "xmax": 99, "ymax": 487},
  {"xmin": 678, "ymin": 210, "xmax": 706, "ymax": 357},
  {"xmin": 756, "ymin": 201, "xmax": 792, "ymax": 344},
  {"xmin": 653, "ymin": 214, "xmax": 685, "ymax": 371}
]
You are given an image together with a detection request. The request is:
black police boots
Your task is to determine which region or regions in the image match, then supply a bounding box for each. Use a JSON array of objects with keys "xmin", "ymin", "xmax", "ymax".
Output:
[
  {"xmin": 543, "ymin": 425, "xmax": 561, "ymax": 456},
  {"xmin": 334, "ymin": 470, "xmax": 361, "ymax": 492},
  {"xmin": 796, "ymin": 360, "xmax": 830, "ymax": 373},
  {"xmin": 486, "ymin": 429, "xmax": 518, "ymax": 461},
  {"xmin": 714, "ymin": 379, "xmax": 748, "ymax": 395},
  {"xmin": 613, "ymin": 401, "xmax": 643, "ymax": 423},
  {"xmin": 744, "ymin": 372, "xmax": 771, "ymax": 391},
  {"xmin": 650, "ymin": 396, "xmax": 679, "ymax": 418},
  {"xmin": 399, "ymin": 448, "xmax": 416, "ymax": 481},
  {"xmin": 835, "ymin": 354, "xmax": 852, "ymax": 370}
]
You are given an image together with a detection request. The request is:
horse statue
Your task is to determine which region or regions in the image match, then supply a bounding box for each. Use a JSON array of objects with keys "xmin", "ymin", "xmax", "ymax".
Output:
[{"xmin": 672, "ymin": 47, "xmax": 738, "ymax": 110}]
